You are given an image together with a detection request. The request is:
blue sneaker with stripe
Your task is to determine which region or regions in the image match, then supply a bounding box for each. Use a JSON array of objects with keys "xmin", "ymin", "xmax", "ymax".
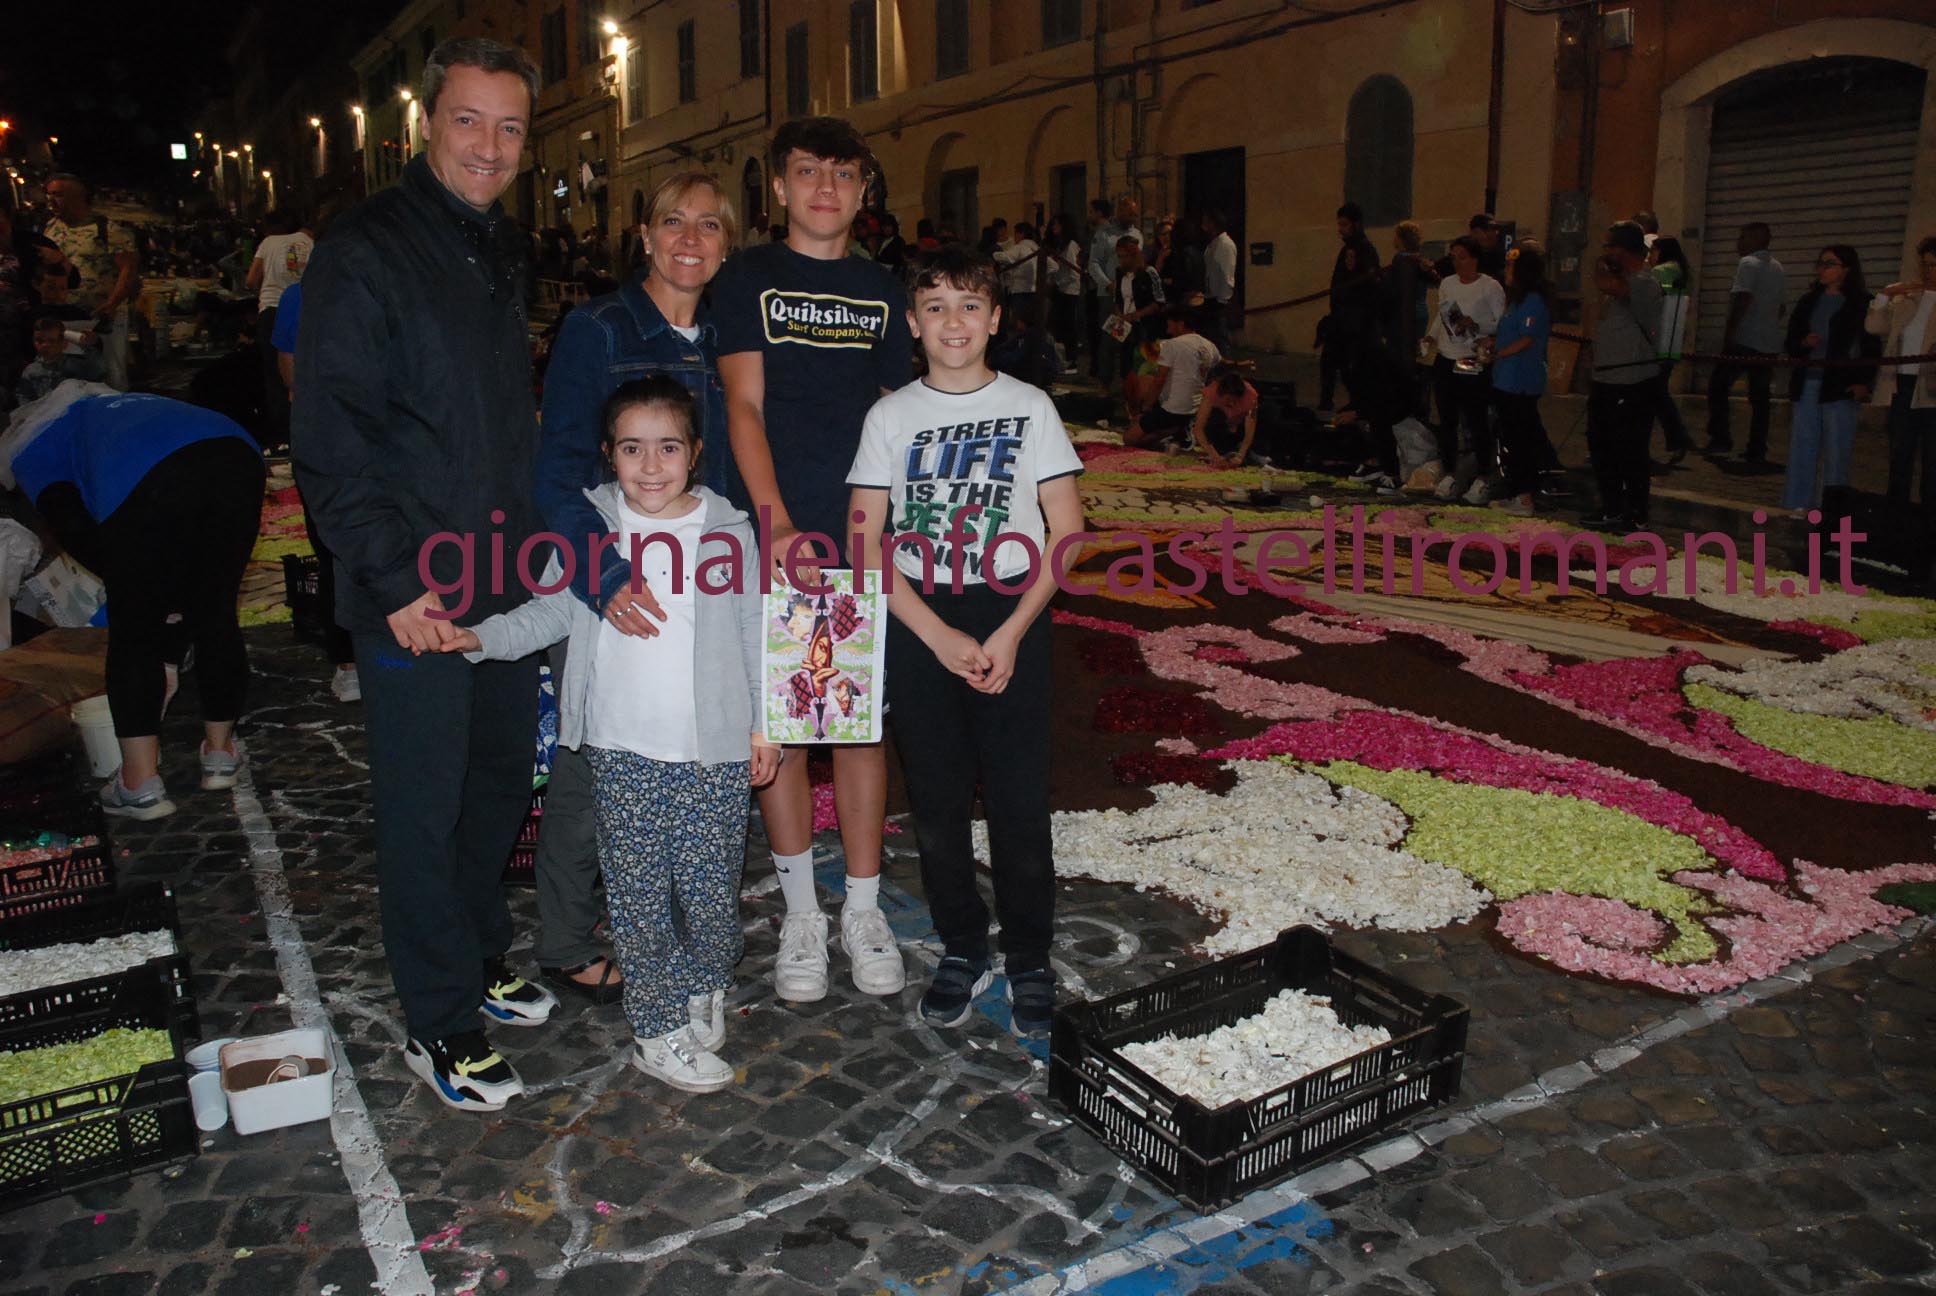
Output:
[{"xmin": 404, "ymin": 1030, "xmax": 524, "ymax": 1111}]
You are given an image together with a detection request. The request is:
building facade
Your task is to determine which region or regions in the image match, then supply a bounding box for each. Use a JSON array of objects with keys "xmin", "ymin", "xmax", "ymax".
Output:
[{"xmin": 330, "ymin": 0, "xmax": 1933, "ymax": 360}]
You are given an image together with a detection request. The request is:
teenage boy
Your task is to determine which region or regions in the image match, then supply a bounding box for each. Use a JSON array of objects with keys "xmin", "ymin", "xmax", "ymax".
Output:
[
  {"xmin": 713, "ymin": 117, "xmax": 914, "ymax": 1004},
  {"xmin": 846, "ymin": 245, "xmax": 1084, "ymax": 1037}
]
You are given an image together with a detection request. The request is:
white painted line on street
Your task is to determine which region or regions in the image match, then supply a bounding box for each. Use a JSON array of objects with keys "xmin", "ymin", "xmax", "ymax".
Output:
[
  {"xmin": 232, "ymin": 763, "xmax": 434, "ymax": 1296},
  {"xmin": 998, "ymin": 915, "xmax": 1932, "ymax": 1295}
]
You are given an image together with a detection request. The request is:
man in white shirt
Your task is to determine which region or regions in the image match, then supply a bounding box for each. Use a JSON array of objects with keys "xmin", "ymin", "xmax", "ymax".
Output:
[
  {"xmin": 1200, "ymin": 209, "xmax": 1238, "ymax": 354},
  {"xmin": 249, "ymin": 210, "xmax": 316, "ymax": 450},
  {"xmin": 995, "ymin": 221, "xmax": 1041, "ymax": 327},
  {"xmin": 1705, "ymin": 222, "xmax": 1784, "ymax": 461},
  {"xmin": 1126, "ymin": 304, "xmax": 1222, "ymax": 448},
  {"xmin": 1087, "ymin": 197, "xmax": 1141, "ymax": 383}
]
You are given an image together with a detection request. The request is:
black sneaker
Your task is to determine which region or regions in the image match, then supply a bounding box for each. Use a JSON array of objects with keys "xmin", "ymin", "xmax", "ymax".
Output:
[
  {"xmin": 481, "ymin": 960, "xmax": 558, "ymax": 1028},
  {"xmin": 919, "ymin": 955, "xmax": 992, "ymax": 1028},
  {"xmin": 1007, "ymin": 968, "xmax": 1057, "ymax": 1039},
  {"xmin": 403, "ymin": 1030, "xmax": 525, "ymax": 1111},
  {"xmin": 1581, "ymin": 512, "xmax": 1629, "ymax": 531}
]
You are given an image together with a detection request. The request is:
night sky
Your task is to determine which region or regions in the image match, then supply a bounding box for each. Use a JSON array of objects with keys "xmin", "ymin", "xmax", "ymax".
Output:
[{"xmin": 2, "ymin": 1, "xmax": 380, "ymax": 194}]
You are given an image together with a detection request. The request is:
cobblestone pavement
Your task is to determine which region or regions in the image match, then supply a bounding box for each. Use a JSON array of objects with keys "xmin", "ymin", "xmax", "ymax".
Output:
[{"xmin": 3, "ymin": 629, "xmax": 1932, "ymax": 1296}]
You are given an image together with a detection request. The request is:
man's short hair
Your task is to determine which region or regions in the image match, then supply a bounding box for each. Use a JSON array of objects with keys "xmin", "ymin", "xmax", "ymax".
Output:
[
  {"xmin": 30, "ymin": 314, "xmax": 65, "ymax": 333},
  {"xmin": 1604, "ymin": 221, "xmax": 1648, "ymax": 256},
  {"xmin": 1395, "ymin": 220, "xmax": 1423, "ymax": 252},
  {"xmin": 1090, "ymin": 198, "xmax": 1112, "ymax": 219},
  {"xmin": 421, "ymin": 38, "xmax": 539, "ymax": 117},
  {"xmin": 46, "ymin": 173, "xmax": 89, "ymax": 200},
  {"xmin": 1337, "ymin": 202, "xmax": 1364, "ymax": 224},
  {"xmin": 1741, "ymin": 221, "xmax": 1771, "ymax": 247},
  {"xmin": 1164, "ymin": 303, "xmax": 1195, "ymax": 327},
  {"xmin": 1468, "ymin": 212, "xmax": 1496, "ymax": 232},
  {"xmin": 768, "ymin": 116, "xmax": 875, "ymax": 180},
  {"xmin": 1450, "ymin": 234, "xmax": 1483, "ymax": 260},
  {"xmin": 1115, "ymin": 234, "xmax": 1140, "ymax": 252},
  {"xmin": 909, "ymin": 243, "xmax": 1001, "ymax": 304},
  {"xmin": 1631, "ymin": 210, "xmax": 1660, "ymax": 235}
]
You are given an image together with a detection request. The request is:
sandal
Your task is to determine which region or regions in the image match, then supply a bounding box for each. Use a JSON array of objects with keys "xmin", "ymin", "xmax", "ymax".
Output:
[{"xmin": 541, "ymin": 957, "xmax": 624, "ymax": 1004}]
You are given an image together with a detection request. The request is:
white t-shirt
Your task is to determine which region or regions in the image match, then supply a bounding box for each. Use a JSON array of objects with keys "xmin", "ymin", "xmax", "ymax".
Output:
[
  {"xmin": 583, "ymin": 499, "xmax": 705, "ymax": 761},
  {"xmin": 1434, "ymin": 274, "xmax": 1506, "ymax": 361},
  {"xmin": 671, "ymin": 322, "xmax": 701, "ymax": 342},
  {"xmin": 1050, "ymin": 240, "xmax": 1083, "ymax": 296},
  {"xmin": 1205, "ymin": 231, "xmax": 1238, "ymax": 304},
  {"xmin": 1156, "ymin": 333, "xmax": 1224, "ymax": 415},
  {"xmin": 997, "ymin": 238, "xmax": 1039, "ymax": 296},
  {"xmin": 1900, "ymin": 291, "xmax": 1936, "ymax": 377},
  {"xmin": 254, "ymin": 232, "xmax": 314, "ymax": 310},
  {"xmin": 848, "ymin": 373, "xmax": 1084, "ymax": 585}
]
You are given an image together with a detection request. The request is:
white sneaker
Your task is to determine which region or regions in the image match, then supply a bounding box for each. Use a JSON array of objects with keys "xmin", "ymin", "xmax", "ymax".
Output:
[
  {"xmin": 773, "ymin": 911, "xmax": 830, "ymax": 1003},
  {"xmin": 331, "ymin": 666, "xmax": 361, "ymax": 703},
  {"xmin": 1433, "ymin": 474, "xmax": 1459, "ymax": 500},
  {"xmin": 630, "ymin": 1026, "xmax": 732, "ymax": 1093},
  {"xmin": 199, "ymin": 740, "xmax": 245, "ymax": 791},
  {"xmin": 1462, "ymin": 477, "xmax": 1491, "ymax": 506},
  {"xmin": 838, "ymin": 905, "xmax": 907, "ymax": 995},
  {"xmin": 688, "ymin": 989, "xmax": 725, "ymax": 1050}
]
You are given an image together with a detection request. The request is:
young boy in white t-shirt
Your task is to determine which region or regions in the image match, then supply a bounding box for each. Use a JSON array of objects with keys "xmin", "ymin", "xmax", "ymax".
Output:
[{"xmin": 846, "ymin": 245, "xmax": 1086, "ymax": 1038}]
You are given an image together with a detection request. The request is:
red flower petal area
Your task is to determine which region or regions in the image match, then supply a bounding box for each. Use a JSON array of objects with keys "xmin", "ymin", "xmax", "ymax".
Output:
[
  {"xmin": 1768, "ymin": 619, "xmax": 1864, "ymax": 651},
  {"xmin": 1094, "ymin": 687, "xmax": 1228, "ymax": 737},
  {"xmin": 1510, "ymin": 653, "xmax": 1936, "ymax": 809},
  {"xmin": 1080, "ymin": 636, "xmax": 1147, "ymax": 676},
  {"xmin": 1111, "ymin": 752, "xmax": 1225, "ymax": 789},
  {"xmin": 1204, "ymin": 709, "xmax": 1786, "ymax": 882}
]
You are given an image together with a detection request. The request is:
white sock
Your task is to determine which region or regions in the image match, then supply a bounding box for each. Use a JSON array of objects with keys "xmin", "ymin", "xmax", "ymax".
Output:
[
  {"xmin": 844, "ymin": 873, "xmax": 881, "ymax": 912},
  {"xmin": 773, "ymin": 849, "xmax": 820, "ymax": 915}
]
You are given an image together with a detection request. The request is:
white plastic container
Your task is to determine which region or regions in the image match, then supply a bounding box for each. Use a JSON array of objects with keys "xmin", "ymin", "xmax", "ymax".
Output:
[
  {"xmin": 189, "ymin": 1070, "xmax": 229, "ymax": 1132},
  {"xmin": 220, "ymin": 1028, "xmax": 334, "ymax": 1135},
  {"xmin": 70, "ymin": 695, "xmax": 119, "ymax": 778}
]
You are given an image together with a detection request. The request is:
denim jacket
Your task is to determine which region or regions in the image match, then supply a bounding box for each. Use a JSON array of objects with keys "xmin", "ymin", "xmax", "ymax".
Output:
[{"xmin": 536, "ymin": 275, "xmax": 728, "ymax": 611}]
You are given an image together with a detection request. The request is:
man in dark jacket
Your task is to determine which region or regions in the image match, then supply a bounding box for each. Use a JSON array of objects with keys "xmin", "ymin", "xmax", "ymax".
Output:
[
  {"xmin": 292, "ymin": 37, "xmax": 556, "ymax": 1113},
  {"xmin": 1321, "ymin": 202, "xmax": 1383, "ymax": 409}
]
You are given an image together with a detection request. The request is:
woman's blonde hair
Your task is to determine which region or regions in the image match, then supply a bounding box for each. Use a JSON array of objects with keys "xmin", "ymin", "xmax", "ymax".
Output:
[
  {"xmin": 1395, "ymin": 220, "xmax": 1423, "ymax": 253},
  {"xmin": 643, "ymin": 171, "xmax": 739, "ymax": 250}
]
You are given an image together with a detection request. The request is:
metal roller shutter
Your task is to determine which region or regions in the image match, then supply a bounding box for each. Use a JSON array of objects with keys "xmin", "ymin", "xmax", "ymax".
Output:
[{"xmin": 1696, "ymin": 58, "xmax": 1925, "ymax": 356}]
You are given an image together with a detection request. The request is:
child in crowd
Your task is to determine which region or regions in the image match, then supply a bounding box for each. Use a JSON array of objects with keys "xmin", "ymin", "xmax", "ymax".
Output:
[
  {"xmin": 446, "ymin": 378, "xmax": 778, "ymax": 1093},
  {"xmin": 712, "ymin": 117, "xmax": 914, "ymax": 1005},
  {"xmin": 990, "ymin": 292, "xmax": 1061, "ymax": 393},
  {"xmin": 847, "ymin": 245, "xmax": 1086, "ymax": 1037},
  {"xmin": 15, "ymin": 317, "xmax": 97, "ymax": 406},
  {"xmin": 1111, "ymin": 237, "xmax": 1166, "ymax": 412},
  {"xmin": 1490, "ymin": 239, "xmax": 1555, "ymax": 517},
  {"xmin": 1126, "ymin": 304, "xmax": 1223, "ymax": 449}
]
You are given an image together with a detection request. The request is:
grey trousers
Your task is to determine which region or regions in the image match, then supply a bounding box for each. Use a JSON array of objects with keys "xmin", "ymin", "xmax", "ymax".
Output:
[{"xmin": 534, "ymin": 742, "xmax": 604, "ymax": 968}]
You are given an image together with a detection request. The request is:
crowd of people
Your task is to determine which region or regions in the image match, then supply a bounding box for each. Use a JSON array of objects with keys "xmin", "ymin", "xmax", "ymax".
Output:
[
  {"xmin": 1312, "ymin": 202, "xmax": 1935, "ymax": 525},
  {"xmin": 6, "ymin": 31, "xmax": 1936, "ymax": 1119},
  {"xmin": 2, "ymin": 38, "xmax": 1101, "ymax": 1113}
]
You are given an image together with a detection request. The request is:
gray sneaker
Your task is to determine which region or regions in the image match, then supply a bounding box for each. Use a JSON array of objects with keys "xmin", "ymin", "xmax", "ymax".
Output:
[
  {"xmin": 100, "ymin": 772, "xmax": 176, "ymax": 821},
  {"xmin": 200, "ymin": 740, "xmax": 245, "ymax": 791}
]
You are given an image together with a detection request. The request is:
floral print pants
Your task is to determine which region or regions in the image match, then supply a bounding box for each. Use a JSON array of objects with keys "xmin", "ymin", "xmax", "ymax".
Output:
[{"xmin": 585, "ymin": 748, "xmax": 749, "ymax": 1039}]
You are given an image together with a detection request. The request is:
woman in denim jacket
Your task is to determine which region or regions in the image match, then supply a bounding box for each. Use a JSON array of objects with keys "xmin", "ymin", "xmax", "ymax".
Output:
[{"xmin": 529, "ymin": 171, "xmax": 737, "ymax": 1001}]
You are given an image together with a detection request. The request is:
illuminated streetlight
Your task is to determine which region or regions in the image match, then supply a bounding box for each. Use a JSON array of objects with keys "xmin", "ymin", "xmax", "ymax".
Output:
[
  {"xmin": 243, "ymin": 142, "xmax": 253, "ymax": 152},
  {"xmin": 350, "ymin": 104, "xmax": 364, "ymax": 116},
  {"xmin": 308, "ymin": 116, "xmax": 321, "ymax": 128},
  {"xmin": 261, "ymin": 169, "xmax": 272, "ymax": 180},
  {"xmin": 602, "ymin": 19, "xmax": 618, "ymax": 35},
  {"xmin": 226, "ymin": 150, "xmax": 239, "ymax": 158},
  {"xmin": 399, "ymin": 87, "xmax": 413, "ymax": 101},
  {"xmin": 194, "ymin": 131, "xmax": 203, "ymax": 140}
]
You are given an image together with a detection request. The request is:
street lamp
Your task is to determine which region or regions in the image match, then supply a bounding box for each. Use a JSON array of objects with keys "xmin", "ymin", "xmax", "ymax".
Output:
[
  {"xmin": 399, "ymin": 88, "xmax": 412, "ymax": 102},
  {"xmin": 308, "ymin": 116, "xmax": 321, "ymax": 128},
  {"xmin": 602, "ymin": 19, "xmax": 618, "ymax": 35}
]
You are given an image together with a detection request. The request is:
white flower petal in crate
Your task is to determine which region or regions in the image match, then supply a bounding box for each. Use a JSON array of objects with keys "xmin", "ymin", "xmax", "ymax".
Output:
[{"xmin": 1117, "ymin": 988, "xmax": 1393, "ymax": 1108}]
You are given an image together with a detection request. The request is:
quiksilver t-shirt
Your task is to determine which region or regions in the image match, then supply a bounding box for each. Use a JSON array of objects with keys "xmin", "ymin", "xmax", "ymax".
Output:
[
  {"xmin": 847, "ymin": 374, "xmax": 1083, "ymax": 586},
  {"xmin": 711, "ymin": 241, "xmax": 913, "ymax": 547}
]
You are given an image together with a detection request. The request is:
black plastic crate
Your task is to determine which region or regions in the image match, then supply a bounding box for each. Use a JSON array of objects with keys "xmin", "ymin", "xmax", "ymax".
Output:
[
  {"xmin": 280, "ymin": 553, "xmax": 327, "ymax": 644},
  {"xmin": 0, "ymin": 973, "xmax": 194, "ymax": 1211},
  {"xmin": 502, "ymin": 785, "xmax": 547, "ymax": 887},
  {"xmin": 0, "ymin": 801, "xmax": 113, "ymax": 918},
  {"xmin": 0, "ymin": 887, "xmax": 198, "ymax": 1040},
  {"xmin": 1048, "ymin": 927, "xmax": 1468, "ymax": 1211}
]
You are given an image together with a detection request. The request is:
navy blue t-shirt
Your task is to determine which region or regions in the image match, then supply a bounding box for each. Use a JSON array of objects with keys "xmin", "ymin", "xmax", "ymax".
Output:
[{"xmin": 709, "ymin": 241, "xmax": 912, "ymax": 546}]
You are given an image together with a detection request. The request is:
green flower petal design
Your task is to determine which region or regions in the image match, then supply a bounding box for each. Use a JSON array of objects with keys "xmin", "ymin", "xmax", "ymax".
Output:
[
  {"xmin": 1686, "ymin": 682, "xmax": 1936, "ymax": 789},
  {"xmin": 1299, "ymin": 759, "xmax": 1721, "ymax": 964},
  {"xmin": 1815, "ymin": 608, "xmax": 1936, "ymax": 643}
]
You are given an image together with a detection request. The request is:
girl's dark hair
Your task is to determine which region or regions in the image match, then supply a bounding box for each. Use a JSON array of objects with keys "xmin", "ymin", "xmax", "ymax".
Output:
[
  {"xmin": 1450, "ymin": 234, "xmax": 1483, "ymax": 261},
  {"xmin": 1507, "ymin": 238, "xmax": 1551, "ymax": 305},
  {"xmin": 1651, "ymin": 236, "xmax": 1690, "ymax": 277},
  {"xmin": 1214, "ymin": 368, "xmax": 1248, "ymax": 399},
  {"xmin": 1820, "ymin": 244, "xmax": 1867, "ymax": 300},
  {"xmin": 1918, "ymin": 234, "xmax": 1936, "ymax": 260},
  {"xmin": 600, "ymin": 376, "xmax": 700, "ymax": 490}
]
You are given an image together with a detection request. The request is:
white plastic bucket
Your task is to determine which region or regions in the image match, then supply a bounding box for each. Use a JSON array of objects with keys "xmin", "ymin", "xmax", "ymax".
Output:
[{"xmin": 69, "ymin": 694, "xmax": 120, "ymax": 778}]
